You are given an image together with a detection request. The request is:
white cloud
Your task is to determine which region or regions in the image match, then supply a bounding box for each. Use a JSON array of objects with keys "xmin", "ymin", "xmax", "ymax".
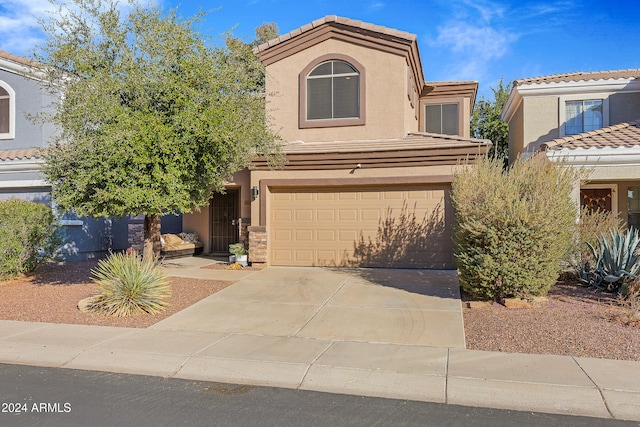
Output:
[
  {"xmin": 436, "ymin": 22, "xmax": 511, "ymax": 61},
  {"xmin": 461, "ymin": 0, "xmax": 505, "ymax": 22},
  {"xmin": 0, "ymin": 0, "xmax": 52, "ymax": 55},
  {"xmin": 368, "ymin": 1, "xmax": 385, "ymax": 12},
  {"xmin": 0, "ymin": 0, "xmax": 152, "ymax": 57}
]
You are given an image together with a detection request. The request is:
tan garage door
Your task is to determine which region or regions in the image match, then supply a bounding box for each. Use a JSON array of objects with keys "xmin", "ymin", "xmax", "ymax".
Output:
[{"xmin": 269, "ymin": 185, "xmax": 454, "ymax": 269}]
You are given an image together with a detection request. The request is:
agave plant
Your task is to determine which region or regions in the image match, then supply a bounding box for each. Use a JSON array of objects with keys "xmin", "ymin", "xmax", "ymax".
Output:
[
  {"xmin": 86, "ymin": 252, "xmax": 171, "ymax": 317},
  {"xmin": 586, "ymin": 228, "xmax": 640, "ymax": 291}
]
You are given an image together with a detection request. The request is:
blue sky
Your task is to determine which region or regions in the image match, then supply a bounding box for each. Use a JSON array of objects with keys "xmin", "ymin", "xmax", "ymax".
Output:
[{"xmin": 1, "ymin": 0, "xmax": 639, "ymax": 98}]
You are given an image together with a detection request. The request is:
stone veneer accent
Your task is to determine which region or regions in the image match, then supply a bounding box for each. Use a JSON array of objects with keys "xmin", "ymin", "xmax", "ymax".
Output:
[
  {"xmin": 248, "ymin": 226, "xmax": 267, "ymax": 264},
  {"xmin": 128, "ymin": 215, "xmax": 145, "ymax": 251}
]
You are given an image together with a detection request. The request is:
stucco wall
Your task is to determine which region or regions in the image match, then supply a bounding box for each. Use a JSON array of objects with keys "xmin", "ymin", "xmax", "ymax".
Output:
[
  {"xmin": 0, "ymin": 69, "xmax": 56, "ymax": 150},
  {"xmin": 508, "ymin": 102, "xmax": 524, "ymax": 163},
  {"xmin": 609, "ymin": 92, "xmax": 640, "ymax": 124},
  {"xmin": 522, "ymin": 96, "xmax": 559, "ymax": 154},
  {"xmin": 266, "ymin": 38, "xmax": 409, "ymax": 142}
]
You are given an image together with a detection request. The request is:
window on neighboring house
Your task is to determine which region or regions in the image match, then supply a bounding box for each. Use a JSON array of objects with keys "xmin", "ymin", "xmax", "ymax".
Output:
[
  {"xmin": 306, "ymin": 60, "xmax": 360, "ymax": 121},
  {"xmin": 566, "ymin": 100, "xmax": 603, "ymax": 135},
  {"xmin": 425, "ymin": 103, "xmax": 459, "ymax": 135},
  {"xmin": 0, "ymin": 86, "xmax": 9, "ymax": 135},
  {"xmin": 0, "ymin": 81, "xmax": 15, "ymax": 139}
]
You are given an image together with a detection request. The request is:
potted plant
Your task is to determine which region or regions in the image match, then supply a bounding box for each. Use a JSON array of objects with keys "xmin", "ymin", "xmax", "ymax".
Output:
[{"xmin": 229, "ymin": 243, "xmax": 248, "ymax": 266}]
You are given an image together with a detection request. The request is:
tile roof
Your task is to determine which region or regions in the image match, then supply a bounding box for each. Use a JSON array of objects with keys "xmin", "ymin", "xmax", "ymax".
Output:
[
  {"xmin": 541, "ymin": 120, "xmax": 640, "ymax": 151},
  {"xmin": 0, "ymin": 149, "xmax": 41, "ymax": 161},
  {"xmin": 0, "ymin": 50, "xmax": 37, "ymax": 67},
  {"xmin": 515, "ymin": 69, "xmax": 640, "ymax": 86},
  {"xmin": 281, "ymin": 132, "xmax": 490, "ymax": 154},
  {"xmin": 255, "ymin": 15, "xmax": 416, "ymax": 53}
]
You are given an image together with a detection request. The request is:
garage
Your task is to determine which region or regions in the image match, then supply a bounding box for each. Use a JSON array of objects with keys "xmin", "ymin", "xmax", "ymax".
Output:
[{"xmin": 269, "ymin": 185, "xmax": 454, "ymax": 268}]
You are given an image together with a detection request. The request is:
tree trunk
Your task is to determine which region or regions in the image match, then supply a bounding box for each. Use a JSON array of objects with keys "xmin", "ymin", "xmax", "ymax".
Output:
[{"xmin": 143, "ymin": 214, "xmax": 161, "ymax": 260}]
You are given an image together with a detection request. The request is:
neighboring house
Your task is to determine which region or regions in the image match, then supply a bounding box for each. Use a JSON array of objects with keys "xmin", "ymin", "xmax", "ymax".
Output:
[
  {"xmin": 182, "ymin": 16, "xmax": 491, "ymax": 268},
  {"xmin": 0, "ymin": 50, "xmax": 134, "ymax": 260},
  {"xmin": 501, "ymin": 69, "xmax": 640, "ymax": 226}
]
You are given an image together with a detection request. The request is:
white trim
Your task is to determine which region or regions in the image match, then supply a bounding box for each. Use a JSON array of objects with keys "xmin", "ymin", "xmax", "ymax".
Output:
[
  {"xmin": 0, "ymin": 57, "xmax": 46, "ymax": 82},
  {"xmin": 0, "ymin": 179, "xmax": 49, "ymax": 189},
  {"xmin": 546, "ymin": 146, "xmax": 640, "ymax": 166},
  {"xmin": 0, "ymin": 80, "xmax": 15, "ymax": 139},
  {"xmin": 558, "ymin": 94, "xmax": 609, "ymax": 137},
  {"xmin": 0, "ymin": 159, "xmax": 43, "ymax": 172},
  {"xmin": 581, "ymin": 183, "xmax": 618, "ymax": 217}
]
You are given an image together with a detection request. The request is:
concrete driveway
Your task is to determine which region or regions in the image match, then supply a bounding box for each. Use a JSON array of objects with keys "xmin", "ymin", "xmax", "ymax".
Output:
[{"xmin": 151, "ymin": 266, "xmax": 465, "ymax": 348}]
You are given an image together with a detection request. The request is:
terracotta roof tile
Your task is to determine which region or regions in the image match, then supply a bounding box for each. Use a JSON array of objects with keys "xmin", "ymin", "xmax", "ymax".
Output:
[
  {"xmin": 256, "ymin": 15, "xmax": 416, "ymax": 53},
  {"xmin": 541, "ymin": 120, "xmax": 640, "ymax": 151},
  {"xmin": 0, "ymin": 149, "xmax": 41, "ymax": 160},
  {"xmin": 0, "ymin": 50, "xmax": 37, "ymax": 67},
  {"xmin": 515, "ymin": 69, "xmax": 640, "ymax": 86}
]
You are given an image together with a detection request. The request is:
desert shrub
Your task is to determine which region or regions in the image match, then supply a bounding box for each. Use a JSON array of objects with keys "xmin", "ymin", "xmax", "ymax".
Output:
[
  {"xmin": 452, "ymin": 156, "xmax": 583, "ymax": 300},
  {"xmin": 582, "ymin": 227, "xmax": 640, "ymax": 292},
  {"xmin": 575, "ymin": 207, "xmax": 624, "ymax": 268},
  {"xmin": 0, "ymin": 199, "xmax": 61, "ymax": 280},
  {"xmin": 86, "ymin": 252, "xmax": 171, "ymax": 317}
]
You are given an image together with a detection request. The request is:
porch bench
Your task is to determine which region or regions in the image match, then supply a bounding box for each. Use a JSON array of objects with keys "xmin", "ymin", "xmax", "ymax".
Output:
[{"xmin": 160, "ymin": 233, "xmax": 204, "ymax": 258}]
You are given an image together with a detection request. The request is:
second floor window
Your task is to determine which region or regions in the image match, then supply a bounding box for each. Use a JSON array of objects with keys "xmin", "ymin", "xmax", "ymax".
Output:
[
  {"xmin": 0, "ymin": 86, "xmax": 9, "ymax": 135},
  {"xmin": 425, "ymin": 103, "xmax": 459, "ymax": 135},
  {"xmin": 307, "ymin": 60, "xmax": 359, "ymax": 120},
  {"xmin": 566, "ymin": 100, "xmax": 602, "ymax": 135}
]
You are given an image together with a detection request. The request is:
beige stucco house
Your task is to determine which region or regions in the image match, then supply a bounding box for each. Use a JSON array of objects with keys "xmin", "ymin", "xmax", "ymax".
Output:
[
  {"xmin": 183, "ymin": 16, "xmax": 490, "ymax": 268},
  {"xmin": 501, "ymin": 69, "xmax": 640, "ymax": 226}
]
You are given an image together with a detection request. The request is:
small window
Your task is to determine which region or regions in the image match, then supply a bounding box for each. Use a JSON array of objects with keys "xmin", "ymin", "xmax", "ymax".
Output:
[
  {"xmin": 566, "ymin": 100, "xmax": 602, "ymax": 135},
  {"xmin": 0, "ymin": 86, "xmax": 9, "ymax": 134},
  {"xmin": 306, "ymin": 60, "xmax": 359, "ymax": 121},
  {"xmin": 628, "ymin": 186, "xmax": 640, "ymax": 229},
  {"xmin": 425, "ymin": 103, "xmax": 459, "ymax": 135},
  {"xmin": 0, "ymin": 81, "xmax": 15, "ymax": 139}
]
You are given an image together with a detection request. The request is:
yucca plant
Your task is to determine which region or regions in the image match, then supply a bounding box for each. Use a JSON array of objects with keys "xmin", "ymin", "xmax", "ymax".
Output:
[
  {"xmin": 86, "ymin": 252, "xmax": 171, "ymax": 317},
  {"xmin": 586, "ymin": 228, "xmax": 640, "ymax": 291}
]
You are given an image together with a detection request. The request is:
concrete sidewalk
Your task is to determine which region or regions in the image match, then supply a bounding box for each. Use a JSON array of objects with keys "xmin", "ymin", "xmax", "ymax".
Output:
[{"xmin": 0, "ymin": 263, "xmax": 638, "ymax": 421}]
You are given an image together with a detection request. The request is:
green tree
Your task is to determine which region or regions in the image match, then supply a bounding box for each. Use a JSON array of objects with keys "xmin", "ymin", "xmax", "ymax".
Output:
[
  {"xmin": 33, "ymin": 0, "xmax": 281, "ymax": 258},
  {"xmin": 254, "ymin": 22, "xmax": 279, "ymax": 46},
  {"xmin": 471, "ymin": 77, "xmax": 511, "ymax": 164}
]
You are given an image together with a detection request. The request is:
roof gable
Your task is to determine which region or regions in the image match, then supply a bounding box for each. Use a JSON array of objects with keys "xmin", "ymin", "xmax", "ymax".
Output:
[{"xmin": 256, "ymin": 15, "xmax": 425, "ymax": 92}]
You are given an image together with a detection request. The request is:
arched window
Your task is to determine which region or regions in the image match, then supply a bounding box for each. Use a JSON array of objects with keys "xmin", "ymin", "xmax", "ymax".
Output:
[
  {"xmin": 0, "ymin": 81, "xmax": 15, "ymax": 139},
  {"xmin": 299, "ymin": 55, "xmax": 365, "ymax": 128}
]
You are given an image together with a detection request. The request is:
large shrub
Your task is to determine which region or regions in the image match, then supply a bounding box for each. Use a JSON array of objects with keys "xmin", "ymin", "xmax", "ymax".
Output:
[
  {"xmin": 451, "ymin": 156, "xmax": 582, "ymax": 300},
  {"xmin": 86, "ymin": 252, "xmax": 171, "ymax": 317},
  {"xmin": 0, "ymin": 199, "xmax": 60, "ymax": 280}
]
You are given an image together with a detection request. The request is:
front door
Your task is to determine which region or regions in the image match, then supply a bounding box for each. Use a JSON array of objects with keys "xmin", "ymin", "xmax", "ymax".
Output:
[{"xmin": 210, "ymin": 190, "xmax": 239, "ymax": 253}]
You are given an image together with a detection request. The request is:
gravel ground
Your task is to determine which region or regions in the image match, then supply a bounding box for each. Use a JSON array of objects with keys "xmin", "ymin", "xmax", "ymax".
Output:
[
  {"xmin": 463, "ymin": 281, "xmax": 640, "ymax": 361},
  {"xmin": 1, "ymin": 261, "xmax": 638, "ymax": 360},
  {"xmin": 0, "ymin": 260, "xmax": 233, "ymax": 328}
]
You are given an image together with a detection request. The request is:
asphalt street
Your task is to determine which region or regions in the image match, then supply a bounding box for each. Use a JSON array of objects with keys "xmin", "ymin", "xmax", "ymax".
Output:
[{"xmin": 0, "ymin": 364, "xmax": 637, "ymax": 427}]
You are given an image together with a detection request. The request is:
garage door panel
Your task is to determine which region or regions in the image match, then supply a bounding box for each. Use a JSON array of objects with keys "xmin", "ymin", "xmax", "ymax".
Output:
[
  {"xmin": 270, "ymin": 186, "xmax": 454, "ymax": 269},
  {"xmin": 317, "ymin": 230, "xmax": 335, "ymax": 241},
  {"xmin": 295, "ymin": 210, "xmax": 313, "ymax": 221}
]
